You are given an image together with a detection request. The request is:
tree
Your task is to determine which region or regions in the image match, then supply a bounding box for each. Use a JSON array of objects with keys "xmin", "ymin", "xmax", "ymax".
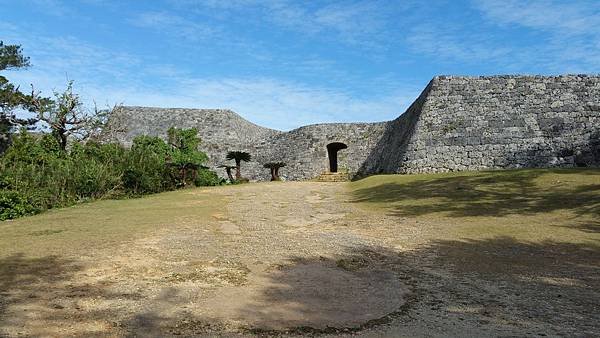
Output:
[
  {"xmin": 263, "ymin": 162, "xmax": 286, "ymax": 181},
  {"xmin": 0, "ymin": 41, "xmax": 39, "ymax": 153},
  {"xmin": 167, "ymin": 127, "xmax": 208, "ymax": 186},
  {"xmin": 218, "ymin": 165, "xmax": 236, "ymax": 182},
  {"xmin": 226, "ymin": 151, "xmax": 251, "ymax": 180},
  {"xmin": 29, "ymin": 81, "xmax": 101, "ymax": 150}
]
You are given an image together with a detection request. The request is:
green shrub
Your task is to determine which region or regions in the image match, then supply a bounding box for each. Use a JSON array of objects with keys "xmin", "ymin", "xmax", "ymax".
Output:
[
  {"xmin": 124, "ymin": 135, "xmax": 174, "ymax": 194},
  {"xmin": 0, "ymin": 128, "xmax": 212, "ymax": 220},
  {"xmin": 194, "ymin": 168, "xmax": 224, "ymax": 186},
  {"xmin": 0, "ymin": 191, "xmax": 38, "ymax": 220}
]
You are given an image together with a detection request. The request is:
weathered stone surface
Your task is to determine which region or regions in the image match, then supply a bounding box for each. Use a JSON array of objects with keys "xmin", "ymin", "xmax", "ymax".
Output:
[
  {"xmin": 378, "ymin": 75, "xmax": 600, "ymax": 174},
  {"xmin": 105, "ymin": 75, "xmax": 600, "ymax": 181}
]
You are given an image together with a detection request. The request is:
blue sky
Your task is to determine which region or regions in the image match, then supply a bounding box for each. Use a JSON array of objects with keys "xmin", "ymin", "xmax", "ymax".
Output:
[{"xmin": 2, "ymin": 0, "xmax": 599, "ymax": 130}]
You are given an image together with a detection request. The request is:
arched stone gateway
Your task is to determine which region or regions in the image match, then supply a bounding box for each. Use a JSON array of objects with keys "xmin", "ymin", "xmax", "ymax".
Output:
[{"xmin": 326, "ymin": 142, "xmax": 348, "ymax": 173}]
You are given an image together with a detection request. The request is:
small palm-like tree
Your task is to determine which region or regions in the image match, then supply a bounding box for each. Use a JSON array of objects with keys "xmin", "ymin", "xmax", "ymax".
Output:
[
  {"xmin": 226, "ymin": 151, "xmax": 251, "ymax": 180},
  {"xmin": 263, "ymin": 162, "xmax": 286, "ymax": 181},
  {"xmin": 218, "ymin": 164, "xmax": 237, "ymax": 182}
]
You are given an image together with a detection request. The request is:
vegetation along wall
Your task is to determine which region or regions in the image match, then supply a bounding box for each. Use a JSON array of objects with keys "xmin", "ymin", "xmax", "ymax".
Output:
[{"xmin": 106, "ymin": 75, "xmax": 600, "ymax": 181}]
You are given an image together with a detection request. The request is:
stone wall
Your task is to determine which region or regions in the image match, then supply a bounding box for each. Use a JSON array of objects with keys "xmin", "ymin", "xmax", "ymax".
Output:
[
  {"xmin": 374, "ymin": 75, "xmax": 600, "ymax": 174},
  {"xmin": 262, "ymin": 122, "xmax": 386, "ymax": 181},
  {"xmin": 106, "ymin": 106, "xmax": 386, "ymax": 181},
  {"xmin": 106, "ymin": 75, "xmax": 600, "ymax": 181}
]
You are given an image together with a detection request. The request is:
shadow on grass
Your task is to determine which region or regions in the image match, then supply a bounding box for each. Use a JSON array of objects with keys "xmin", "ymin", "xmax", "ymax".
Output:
[{"xmin": 352, "ymin": 169, "xmax": 600, "ymax": 218}]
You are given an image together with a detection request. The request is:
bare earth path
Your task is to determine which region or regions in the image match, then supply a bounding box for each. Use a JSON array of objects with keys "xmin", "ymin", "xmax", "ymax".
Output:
[{"xmin": 1, "ymin": 177, "xmax": 599, "ymax": 337}]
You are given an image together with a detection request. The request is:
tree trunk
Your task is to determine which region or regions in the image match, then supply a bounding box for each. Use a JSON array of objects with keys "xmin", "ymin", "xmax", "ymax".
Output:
[
  {"xmin": 270, "ymin": 168, "xmax": 276, "ymax": 181},
  {"xmin": 235, "ymin": 159, "xmax": 242, "ymax": 180},
  {"xmin": 180, "ymin": 167, "xmax": 186, "ymax": 186},
  {"xmin": 274, "ymin": 167, "xmax": 280, "ymax": 181},
  {"xmin": 225, "ymin": 168, "xmax": 234, "ymax": 182},
  {"xmin": 59, "ymin": 129, "xmax": 68, "ymax": 150}
]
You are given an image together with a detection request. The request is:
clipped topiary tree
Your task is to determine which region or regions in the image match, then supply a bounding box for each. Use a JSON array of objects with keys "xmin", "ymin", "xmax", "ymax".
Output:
[
  {"xmin": 226, "ymin": 151, "xmax": 251, "ymax": 180},
  {"xmin": 263, "ymin": 162, "xmax": 286, "ymax": 181}
]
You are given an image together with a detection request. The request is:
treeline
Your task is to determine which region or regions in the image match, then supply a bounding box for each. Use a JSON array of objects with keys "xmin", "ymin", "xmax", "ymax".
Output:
[
  {"xmin": 0, "ymin": 41, "xmax": 223, "ymax": 220},
  {"xmin": 0, "ymin": 128, "xmax": 223, "ymax": 220}
]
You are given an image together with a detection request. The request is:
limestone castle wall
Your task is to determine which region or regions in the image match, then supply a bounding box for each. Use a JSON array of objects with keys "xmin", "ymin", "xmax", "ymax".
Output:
[
  {"xmin": 105, "ymin": 75, "xmax": 600, "ymax": 181},
  {"xmin": 106, "ymin": 106, "xmax": 386, "ymax": 181},
  {"xmin": 376, "ymin": 75, "xmax": 600, "ymax": 174}
]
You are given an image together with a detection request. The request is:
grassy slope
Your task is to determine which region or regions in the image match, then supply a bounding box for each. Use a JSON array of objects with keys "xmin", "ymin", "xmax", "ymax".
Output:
[
  {"xmin": 349, "ymin": 168, "xmax": 600, "ymax": 245},
  {"xmin": 2, "ymin": 168, "xmax": 598, "ymax": 258},
  {"xmin": 0, "ymin": 188, "xmax": 223, "ymax": 257}
]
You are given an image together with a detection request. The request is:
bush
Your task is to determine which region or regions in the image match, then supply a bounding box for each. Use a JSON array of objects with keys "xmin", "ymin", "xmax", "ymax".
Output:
[
  {"xmin": 123, "ymin": 135, "xmax": 174, "ymax": 194},
  {"xmin": 0, "ymin": 128, "xmax": 217, "ymax": 220},
  {"xmin": 194, "ymin": 168, "xmax": 224, "ymax": 186},
  {"xmin": 0, "ymin": 191, "xmax": 38, "ymax": 220}
]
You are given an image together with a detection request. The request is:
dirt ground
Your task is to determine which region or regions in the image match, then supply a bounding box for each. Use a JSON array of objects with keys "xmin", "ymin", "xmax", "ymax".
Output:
[{"xmin": 1, "ymin": 178, "xmax": 599, "ymax": 337}]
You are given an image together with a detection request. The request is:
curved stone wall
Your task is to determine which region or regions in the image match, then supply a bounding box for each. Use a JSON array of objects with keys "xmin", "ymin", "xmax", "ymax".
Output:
[
  {"xmin": 105, "ymin": 75, "xmax": 600, "ymax": 181},
  {"xmin": 105, "ymin": 106, "xmax": 386, "ymax": 181}
]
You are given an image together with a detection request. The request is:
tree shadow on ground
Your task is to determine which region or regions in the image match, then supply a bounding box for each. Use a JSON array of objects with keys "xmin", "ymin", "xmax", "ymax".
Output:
[
  {"xmin": 351, "ymin": 169, "xmax": 600, "ymax": 218},
  {"xmin": 1, "ymin": 235, "xmax": 599, "ymax": 336},
  {"xmin": 0, "ymin": 253, "xmax": 145, "ymax": 336},
  {"xmin": 231, "ymin": 237, "xmax": 600, "ymax": 336},
  {"xmin": 0, "ymin": 254, "xmax": 81, "ymax": 335}
]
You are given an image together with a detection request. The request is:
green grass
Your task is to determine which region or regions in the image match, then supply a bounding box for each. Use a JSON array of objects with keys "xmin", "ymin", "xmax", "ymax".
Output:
[
  {"xmin": 0, "ymin": 187, "xmax": 224, "ymax": 257},
  {"xmin": 349, "ymin": 168, "xmax": 600, "ymax": 244}
]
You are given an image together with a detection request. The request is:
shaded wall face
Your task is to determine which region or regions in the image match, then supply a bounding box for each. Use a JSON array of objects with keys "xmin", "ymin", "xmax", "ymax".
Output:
[{"xmin": 394, "ymin": 76, "xmax": 600, "ymax": 173}]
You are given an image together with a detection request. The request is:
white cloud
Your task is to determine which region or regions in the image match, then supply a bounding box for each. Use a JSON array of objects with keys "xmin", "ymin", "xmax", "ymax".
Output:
[
  {"xmin": 474, "ymin": 0, "xmax": 600, "ymax": 72},
  {"xmin": 79, "ymin": 77, "xmax": 419, "ymax": 131},
  {"xmin": 3, "ymin": 21, "xmax": 418, "ymax": 131},
  {"xmin": 22, "ymin": 0, "xmax": 75, "ymax": 17},
  {"xmin": 168, "ymin": 0, "xmax": 398, "ymax": 48},
  {"xmin": 475, "ymin": 0, "xmax": 600, "ymax": 35},
  {"xmin": 407, "ymin": 24, "xmax": 513, "ymax": 64},
  {"xmin": 129, "ymin": 11, "xmax": 215, "ymax": 41}
]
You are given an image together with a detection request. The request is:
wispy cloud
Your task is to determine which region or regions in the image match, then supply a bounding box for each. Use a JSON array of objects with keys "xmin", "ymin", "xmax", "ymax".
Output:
[
  {"xmin": 407, "ymin": 24, "xmax": 513, "ymax": 65},
  {"xmin": 21, "ymin": 0, "xmax": 75, "ymax": 17},
  {"xmin": 129, "ymin": 11, "xmax": 215, "ymax": 41},
  {"xmin": 3, "ymin": 21, "xmax": 417, "ymax": 131},
  {"xmin": 169, "ymin": 0, "xmax": 399, "ymax": 48},
  {"xmin": 403, "ymin": 0, "xmax": 600, "ymax": 73},
  {"xmin": 268, "ymin": 1, "xmax": 389, "ymax": 47},
  {"xmin": 88, "ymin": 77, "xmax": 418, "ymax": 130},
  {"xmin": 475, "ymin": 0, "xmax": 600, "ymax": 35},
  {"xmin": 474, "ymin": 0, "xmax": 600, "ymax": 72}
]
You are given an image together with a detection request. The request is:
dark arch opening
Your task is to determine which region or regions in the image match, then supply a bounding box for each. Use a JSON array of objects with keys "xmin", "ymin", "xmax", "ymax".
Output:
[{"xmin": 327, "ymin": 142, "xmax": 348, "ymax": 173}]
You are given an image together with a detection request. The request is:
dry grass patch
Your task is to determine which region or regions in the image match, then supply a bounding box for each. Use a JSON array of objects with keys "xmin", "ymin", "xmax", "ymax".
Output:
[
  {"xmin": 0, "ymin": 187, "xmax": 224, "ymax": 257},
  {"xmin": 349, "ymin": 168, "xmax": 600, "ymax": 245}
]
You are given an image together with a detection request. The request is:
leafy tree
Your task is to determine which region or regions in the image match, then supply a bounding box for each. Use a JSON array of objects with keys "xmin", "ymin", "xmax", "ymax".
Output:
[
  {"xmin": 123, "ymin": 135, "xmax": 172, "ymax": 194},
  {"xmin": 263, "ymin": 162, "xmax": 286, "ymax": 181},
  {"xmin": 29, "ymin": 80, "xmax": 107, "ymax": 150},
  {"xmin": 167, "ymin": 127, "xmax": 208, "ymax": 186},
  {"xmin": 0, "ymin": 41, "xmax": 39, "ymax": 153},
  {"xmin": 226, "ymin": 151, "xmax": 251, "ymax": 180},
  {"xmin": 0, "ymin": 126, "xmax": 218, "ymax": 220}
]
